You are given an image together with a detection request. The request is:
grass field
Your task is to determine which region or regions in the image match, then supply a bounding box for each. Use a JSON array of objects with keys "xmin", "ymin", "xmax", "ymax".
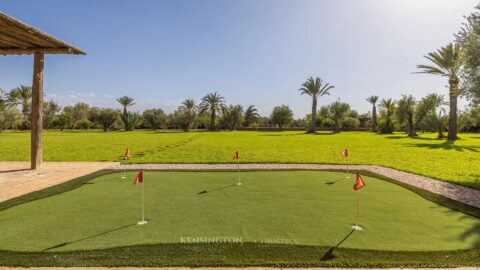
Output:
[
  {"xmin": 1, "ymin": 130, "xmax": 479, "ymax": 188},
  {"xmin": 1, "ymin": 170, "xmax": 479, "ymax": 252}
]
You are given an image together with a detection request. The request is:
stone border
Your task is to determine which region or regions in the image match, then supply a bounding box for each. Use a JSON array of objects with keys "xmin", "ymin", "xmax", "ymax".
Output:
[{"xmin": 114, "ymin": 163, "xmax": 480, "ymax": 209}]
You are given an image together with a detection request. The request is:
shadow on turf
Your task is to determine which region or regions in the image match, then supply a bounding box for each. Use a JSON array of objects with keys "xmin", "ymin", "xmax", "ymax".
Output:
[
  {"xmin": 82, "ymin": 176, "xmax": 119, "ymax": 185},
  {"xmin": 41, "ymin": 223, "xmax": 137, "ymax": 251},
  {"xmin": 320, "ymin": 229, "xmax": 356, "ymax": 261},
  {"xmin": 197, "ymin": 184, "xmax": 238, "ymax": 195},
  {"xmin": 326, "ymin": 176, "xmax": 349, "ymax": 185},
  {"xmin": 404, "ymin": 140, "xmax": 479, "ymax": 153}
]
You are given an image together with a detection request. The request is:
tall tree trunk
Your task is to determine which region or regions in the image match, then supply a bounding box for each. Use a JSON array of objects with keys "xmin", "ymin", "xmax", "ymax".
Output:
[
  {"xmin": 210, "ymin": 110, "xmax": 216, "ymax": 131},
  {"xmin": 372, "ymin": 105, "xmax": 377, "ymax": 131},
  {"xmin": 438, "ymin": 119, "xmax": 444, "ymax": 139},
  {"xmin": 308, "ymin": 98, "xmax": 317, "ymax": 133},
  {"xmin": 447, "ymin": 77, "xmax": 458, "ymax": 140},
  {"xmin": 407, "ymin": 115, "xmax": 417, "ymax": 137}
]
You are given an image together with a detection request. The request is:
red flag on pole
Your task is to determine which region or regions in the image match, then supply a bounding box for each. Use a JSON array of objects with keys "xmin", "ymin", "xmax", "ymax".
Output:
[
  {"xmin": 233, "ymin": 151, "xmax": 239, "ymax": 160},
  {"xmin": 124, "ymin": 148, "xmax": 131, "ymax": 158},
  {"xmin": 133, "ymin": 169, "xmax": 144, "ymax": 185},
  {"xmin": 341, "ymin": 148, "xmax": 349, "ymax": 158},
  {"xmin": 353, "ymin": 172, "xmax": 365, "ymax": 190}
]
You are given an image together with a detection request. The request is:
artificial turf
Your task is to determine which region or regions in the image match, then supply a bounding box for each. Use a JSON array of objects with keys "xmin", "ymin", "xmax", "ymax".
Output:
[
  {"xmin": 1, "ymin": 171, "xmax": 478, "ymax": 253},
  {"xmin": 1, "ymin": 130, "xmax": 479, "ymax": 189}
]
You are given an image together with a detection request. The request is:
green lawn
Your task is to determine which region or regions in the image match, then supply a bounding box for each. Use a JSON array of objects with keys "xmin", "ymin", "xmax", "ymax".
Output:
[
  {"xmin": 1, "ymin": 130, "xmax": 480, "ymax": 188},
  {"xmin": 1, "ymin": 171, "xmax": 478, "ymax": 252}
]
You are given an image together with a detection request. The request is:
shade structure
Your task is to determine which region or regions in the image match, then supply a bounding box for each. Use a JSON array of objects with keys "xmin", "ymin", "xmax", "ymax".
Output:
[{"xmin": 0, "ymin": 12, "xmax": 85, "ymax": 169}]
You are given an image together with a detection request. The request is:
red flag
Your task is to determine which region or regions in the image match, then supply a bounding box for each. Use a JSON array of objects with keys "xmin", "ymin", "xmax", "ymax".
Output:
[
  {"xmin": 124, "ymin": 148, "xmax": 131, "ymax": 158},
  {"xmin": 341, "ymin": 148, "xmax": 349, "ymax": 158},
  {"xmin": 133, "ymin": 169, "xmax": 144, "ymax": 185},
  {"xmin": 233, "ymin": 151, "xmax": 239, "ymax": 160},
  {"xmin": 353, "ymin": 172, "xmax": 365, "ymax": 190}
]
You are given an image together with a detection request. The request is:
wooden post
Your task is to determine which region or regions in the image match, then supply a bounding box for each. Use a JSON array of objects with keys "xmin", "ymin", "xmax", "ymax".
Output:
[{"xmin": 31, "ymin": 52, "xmax": 44, "ymax": 169}]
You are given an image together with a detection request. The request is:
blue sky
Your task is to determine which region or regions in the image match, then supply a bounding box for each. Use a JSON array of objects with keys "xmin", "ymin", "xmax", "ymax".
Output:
[{"xmin": 0, "ymin": 0, "xmax": 477, "ymax": 117}]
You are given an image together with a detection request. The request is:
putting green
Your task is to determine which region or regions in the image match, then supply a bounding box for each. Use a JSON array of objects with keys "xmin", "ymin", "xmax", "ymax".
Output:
[{"xmin": 0, "ymin": 170, "xmax": 479, "ymax": 252}]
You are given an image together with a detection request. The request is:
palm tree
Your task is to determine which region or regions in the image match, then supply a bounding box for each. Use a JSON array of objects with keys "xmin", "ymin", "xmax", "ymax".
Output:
[
  {"xmin": 43, "ymin": 100, "xmax": 61, "ymax": 129},
  {"xmin": 223, "ymin": 104, "xmax": 244, "ymax": 131},
  {"xmin": 396, "ymin": 95, "xmax": 417, "ymax": 137},
  {"xmin": 116, "ymin": 96, "xmax": 135, "ymax": 116},
  {"xmin": 178, "ymin": 99, "xmax": 197, "ymax": 131},
  {"xmin": 243, "ymin": 105, "xmax": 260, "ymax": 127},
  {"xmin": 7, "ymin": 85, "xmax": 32, "ymax": 116},
  {"xmin": 366, "ymin": 95, "xmax": 379, "ymax": 131},
  {"xmin": 416, "ymin": 43, "xmax": 462, "ymax": 140},
  {"xmin": 0, "ymin": 88, "xmax": 5, "ymax": 112},
  {"xmin": 179, "ymin": 99, "xmax": 197, "ymax": 115},
  {"xmin": 199, "ymin": 92, "xmax": 225, "ymax": 130},
  {"xmin": 299, "ymin": 77, "xmax": 334, "ymax": 133},
  {"xmin": 379, "ymin": 98, "xmax": 397, "ymax": 133}
]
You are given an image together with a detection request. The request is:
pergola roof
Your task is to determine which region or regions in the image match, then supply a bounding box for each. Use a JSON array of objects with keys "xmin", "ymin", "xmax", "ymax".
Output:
[{"xmin": 0, "ymin": 12, "xmax": 85, "ymax": 55}]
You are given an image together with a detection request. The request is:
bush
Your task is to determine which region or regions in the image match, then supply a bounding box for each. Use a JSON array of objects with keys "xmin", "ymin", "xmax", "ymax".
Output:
[
  {"xmin": 95, "ymin": 108, "xmax": 121, "ymax": 132},
  {"xmin": 377, "ymin": 119, "xmax": 395, "ymax": 134},
  {"xmin": 123, "ymin": 112, "xmax": 143, "ymax": 131},
  {"xmin": 342, "ymin": 117, "xmax": 360, "ymax": 130},
  {"xmin": 320, "ymin": 118, "xmax": 334, "ymax": 127},
  {"xmin": 143, "ymin": 109, "xmax": 167, "ymax": 131},
  {"xmin": 76, "ymin": 119, "xmax": 92, "ymax": 130},
  {"xmin": 270, "ymin": 105, "xmax": 293, "ymax": 129},
  {"xmin": 0, "ymin": 107, "xmax": 21, "ymax": 132}
]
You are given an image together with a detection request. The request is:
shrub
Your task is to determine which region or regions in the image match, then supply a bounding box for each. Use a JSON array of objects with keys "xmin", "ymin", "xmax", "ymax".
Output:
[
  {"xmin": 342, "ymin": 117, "xmax": 360, "ymax": 130},
  {"xmin": 377, "ymin": 119, "xmax": 396, "ymax": 134},
  {"xmin": 95, "ymin": 108, "xmax": 121, "ymax": 132},
  {"xmin": 0, "ymin": 107, "xmax": 21, "ymax": 132},
  {"xmin": 143, "ymin": 109, "xmax": 167, "ymax": 131},
  {"xmin": 123, "ymin": 112, "xmax": 143, "ymax": 131},
  {"xmin": 270, "ymin": 105, "xmax": 293, "ymax": 129},
  {"xmin": 76, "ymin": 119, "xmax": 92, "ymax": 130}
]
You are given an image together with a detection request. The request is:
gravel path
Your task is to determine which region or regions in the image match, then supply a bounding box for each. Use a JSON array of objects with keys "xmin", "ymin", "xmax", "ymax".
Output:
[{"xmin": 116, "ymin": 163, "xmax": 480, "ymax": 209}]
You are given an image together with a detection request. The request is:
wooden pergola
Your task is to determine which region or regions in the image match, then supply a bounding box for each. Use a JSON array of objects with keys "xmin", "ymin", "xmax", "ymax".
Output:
[{"xmin": 0, "ymin": 12, "xmax": 85, "ymax": 169}]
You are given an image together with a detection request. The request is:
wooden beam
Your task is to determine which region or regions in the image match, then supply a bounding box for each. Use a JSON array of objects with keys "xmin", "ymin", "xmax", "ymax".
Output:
[
  {"xmin": 0, "ymin": 33, "xmax": 37, "ymax": 47},
  {"xmin": 0, "ymin": 47, "xmax": 84, "ymax": 55},
  {"xmin": 0, "ymin": 22, "xmax": 54, "ymax": 47},
  {"xmin": 31, "ymin": 52, "xmax": 44, "ymax": 170},
  {"xmin": 0, "ymin": 13, "xmax": 86, "ymax": 55}
]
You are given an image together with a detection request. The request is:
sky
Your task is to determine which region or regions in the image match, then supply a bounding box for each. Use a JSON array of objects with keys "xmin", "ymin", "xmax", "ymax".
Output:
[{"xmin": 0, "ymin": 0, "xmax": 477, "ymax": 118}]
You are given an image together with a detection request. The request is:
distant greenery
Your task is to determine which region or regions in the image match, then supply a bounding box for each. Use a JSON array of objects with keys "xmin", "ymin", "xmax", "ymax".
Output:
[
  {"xmin": 1, "ymin": 130, "xmax": 479, "ymax": 189},
  {"xmin": 416, "ymin": 43, "xmax": 462, "ymax": 140},
  {"xmin": 298, "ymin": 76, "xmax": 334, "ymax": 133},
  {"xmin": 366, "ymin": 95, "xmax": 379, "ymax": 131},
  {"xmin": 270, "ymin": 105, "xmax": 293, "ymax": 129},
  {"xmin": 199, "ymin": 92, "xmax": 225, "ymax": 131},
  {"xmin": 456, "ymin": 4, "xmax": 480, "ymax": 105}
]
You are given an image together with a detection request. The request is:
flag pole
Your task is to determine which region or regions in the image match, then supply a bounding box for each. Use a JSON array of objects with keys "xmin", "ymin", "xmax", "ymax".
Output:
[
  {"xmin": 356, "ymin": 190, "xmax": 359, "ymax": 225},
  {"xmin": 236, "ymin": 158, "xmax": 241, "ymax": 186},
  {"xmin": 352, "ymin": 191, "xmax": 362, "ymax": 230},
  {"xmin": 122, "ymin": 156, "xmax": 127, "ymax": 179},
  {"xmin": 346, "ymin": 155, "xmax": 349, "ymax": 174},
  {"xmin": 138, "ymin": 172, "xmax": 148, "ymax": 225},
  {"xmin": 345, "ymin": 148, "xmax": 350, "ymax": 179}
]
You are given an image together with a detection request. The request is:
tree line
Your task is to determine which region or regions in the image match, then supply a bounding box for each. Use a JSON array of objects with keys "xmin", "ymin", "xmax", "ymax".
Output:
[
  {"xmin": 0, "ymin": 88, "xmax": 297, "ymax": 132},
  {"xmin": 0, "ymin": 84, "xmax": 479, "ymax": 135}
]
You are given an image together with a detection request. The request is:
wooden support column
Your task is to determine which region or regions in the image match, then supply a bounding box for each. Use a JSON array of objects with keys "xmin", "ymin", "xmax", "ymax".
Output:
[{"xmin": 31, "ymin": 52, "xmax": 44, "ymax": 169}]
